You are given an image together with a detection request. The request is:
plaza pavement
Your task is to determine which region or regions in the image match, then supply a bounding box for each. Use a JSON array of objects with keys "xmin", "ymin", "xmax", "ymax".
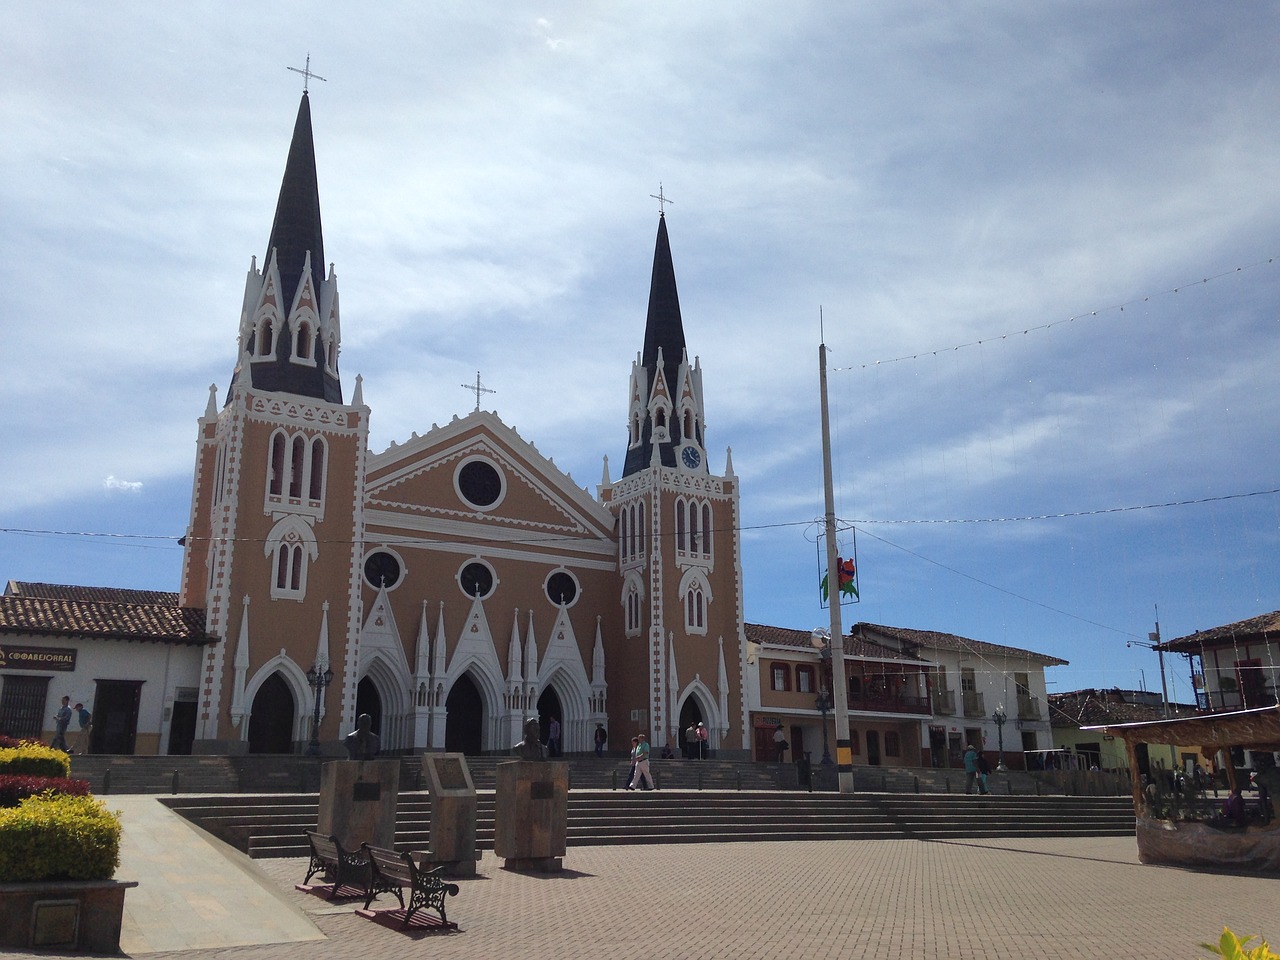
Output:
[{"xmin": 27, "ymin": 795, "xmax": 1280, "ymax": 959}]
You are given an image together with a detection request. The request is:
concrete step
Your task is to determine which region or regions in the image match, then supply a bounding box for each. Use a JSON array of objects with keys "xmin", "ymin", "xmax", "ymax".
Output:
[{"xmin": 162, "ymin": 789, "xmax": 1136, "ymax": 859}]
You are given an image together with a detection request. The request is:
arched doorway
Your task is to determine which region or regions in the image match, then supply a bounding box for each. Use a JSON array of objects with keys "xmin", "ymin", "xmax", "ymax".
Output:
[
  {"xmin": 444, "ymin": 674, "xmax": 483, "ymax": 755},
  {"xmin": 355, "ymin": 677, "xmax": 383, "ymax": 736},
  {"xmin": 536, "ymin": 688, "xmax": 564, "ymax": 756},
  {"xmin": 248, "ymin": 673, "xmax": 295, "ymax": 754},
  {"xmin": 679, "ymin": 697, "xmax": 706, "ymax": 759}
]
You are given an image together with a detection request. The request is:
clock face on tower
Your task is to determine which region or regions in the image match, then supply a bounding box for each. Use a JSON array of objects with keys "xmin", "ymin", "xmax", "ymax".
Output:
[{"xmin": 681, "ymin": 445, "xmax": 702, "ymax": 470}]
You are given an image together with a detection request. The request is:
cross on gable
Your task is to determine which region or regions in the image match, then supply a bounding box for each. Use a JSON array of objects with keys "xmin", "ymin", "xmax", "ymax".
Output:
[{"xmin": 462, "ymin": 371, "xmax": 497, "ymax": 412}]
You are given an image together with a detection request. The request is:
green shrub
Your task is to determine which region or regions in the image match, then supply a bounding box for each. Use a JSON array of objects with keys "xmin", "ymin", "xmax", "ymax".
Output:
[
  {"xmin": 0, "ymin": 792, "xmax": 121, "ymax": 882},
  {"xmin": 0, "ymin": 742, "xmax": 70, "ymax": 778},
  {"xmin": 1203, "ymin": 928, "xmax": 1279, "ymax": 960}
]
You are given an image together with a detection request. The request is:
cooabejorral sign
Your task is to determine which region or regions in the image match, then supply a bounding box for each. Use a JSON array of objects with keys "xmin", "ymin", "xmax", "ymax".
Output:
[{"xmin": 0, "ymin": 646, "xmax": 77, "ymax": 671}]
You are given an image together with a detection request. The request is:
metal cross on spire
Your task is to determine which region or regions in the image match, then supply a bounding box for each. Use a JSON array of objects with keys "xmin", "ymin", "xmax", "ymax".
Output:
[
  {"xmin": 287, "ymin": 54, "xmax": 327, "ymax": 93},
  {"xmin": 650, "ymin": 183, "xmax": 674, "ymax": 217},
  {"xmin": 462, "ymin": 372, "xmax": 497, "ymax": 412}
]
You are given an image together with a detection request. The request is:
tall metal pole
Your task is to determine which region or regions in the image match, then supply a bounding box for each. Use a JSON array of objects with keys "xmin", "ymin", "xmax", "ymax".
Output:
[{"xmin": 819, "ymin": 339, "xmax": 855, "ymax": 793}]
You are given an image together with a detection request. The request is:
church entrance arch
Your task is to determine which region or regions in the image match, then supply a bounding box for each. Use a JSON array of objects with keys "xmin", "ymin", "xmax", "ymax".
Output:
[
  {"xmin": 248, "ymin": 673, "xmax": 295, "ymax": 754},
  {"xmin": 679, "ymin": 696, "xmax": 707, "ymax": 760},
  {"xmin": 444, "ymin": 674, "xmax": 483, "ymax": 755},
  {"xmin": 355, "ymin": 676, "xmax": 383, "ymax": 735},
  {"xmin": 536, "ymin": 688, "xmax": 564, "ymax": 756}
]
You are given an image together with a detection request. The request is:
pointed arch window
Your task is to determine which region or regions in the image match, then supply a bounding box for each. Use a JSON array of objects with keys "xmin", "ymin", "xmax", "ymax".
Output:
[
  {"xmin": 638, "ymin": 501, "xmax": 646, "ymax": 556},
  {"xmin": 685, "ymin": 585, "xmax": 705, "ymax": 631},
  {"xmin": 255, "ymin": 318, "xmax": 275, "ymax": 358},
  {"xmin": 266, "ymin": 429, "xmax": 327, "ymax": 520},
  {"xmin": 702, "ymin": 502, "xmax": 713, "ymax": 560},
  {"xmin": 294, "ymin": 321, "xmax": 313, "ymax": 362},
  {"xmin": 688, "ymin": 500, "xmax": 700, "ymax": 554},
  {"xmin": 265, "ymin": 516, "xmax": 318, "ymax": 600},
  {"xmin": 268, "ymin": 431, "xmax": 286, "ymax": 496},
  {"xmin": 288, "ymin": 436, "xmax": 306, "ymax": 498},
  {"xmin": 675, "ymin": 498, "xmax": 686, "ymax": 552},
  {"xmin": 308, "ymin": 437, "xmax": 326, "ymax": 501}
]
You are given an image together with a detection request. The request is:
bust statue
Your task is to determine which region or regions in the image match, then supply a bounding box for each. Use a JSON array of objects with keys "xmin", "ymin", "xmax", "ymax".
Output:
[
  {"xmin": 512, "ymin": 717, "xmax": 547, "ymax": 761},
  {"xmin": 344, "ymin": 713, "xmax": 380, "ymax": 760}
]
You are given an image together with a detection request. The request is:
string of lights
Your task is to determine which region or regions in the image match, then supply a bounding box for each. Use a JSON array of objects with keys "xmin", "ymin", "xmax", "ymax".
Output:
[
  {"xmin": 3, "ymin": 483, "xmax": 1275, "ymax": 549},
  {"xmin": 832, "ymin": 256, "xmax": 1276, "ymax": 371}
]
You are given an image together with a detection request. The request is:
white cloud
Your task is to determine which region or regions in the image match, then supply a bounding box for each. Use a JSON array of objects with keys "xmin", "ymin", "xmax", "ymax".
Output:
[{"xmin": 103, "ymin": 476, "xmax": 143, "ymax": 494}]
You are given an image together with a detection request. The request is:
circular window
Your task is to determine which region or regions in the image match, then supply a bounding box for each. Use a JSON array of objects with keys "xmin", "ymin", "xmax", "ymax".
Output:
[
  {"xmin": 459, "ymin": 561, "xmax": 495, "ymax": 600},
  {"xmin": 363, "ymin": 550, "xmax": 402, "ymax": 589},
  {"xmin": 457, "ymin": 459, "xmax": 503, "ymax": 509},
  {"xmin": 546, "ymin": 570, "xmax": 578, "ymax": 606}
]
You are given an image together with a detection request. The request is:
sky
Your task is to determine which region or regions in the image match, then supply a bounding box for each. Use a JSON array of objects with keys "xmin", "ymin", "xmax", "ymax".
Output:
[{"xmin": 2, "ymin": 3, "xmax": 1278, "ymax": 703}]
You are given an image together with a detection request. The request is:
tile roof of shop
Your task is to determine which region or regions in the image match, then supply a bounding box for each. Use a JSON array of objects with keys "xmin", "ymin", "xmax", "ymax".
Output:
[
  {"xmin": 1159, "ymin": 609, "xmax": 1280, "ymax": 652},
  {"xmin": 854, "ymin": 622, "xmax": 1069, "ymax": 666},
  {"xmin": 0, "ymin": 582, "xmax": 212, "ymax": 644},
  {"xmin": 745, "ymin": 623, "xmax": 930, "ymax": 662}
]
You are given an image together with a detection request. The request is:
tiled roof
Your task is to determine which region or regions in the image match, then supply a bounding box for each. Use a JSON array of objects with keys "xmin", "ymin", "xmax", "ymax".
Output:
[
  {"xmin": 744, "ymin": 623, "xmax": 930, "ymax": 663},
  {"xmin": 0, "ymin": 582, "xmax": 212, "ymax": 645},
  {"xmin": 1159, "ymin": 610, "xmax": 1280, "ymax": 653},
  {"xmin": 852, "ymin": 622, "xmax": 1069, "ymax": 667},
  {"xmin": 1048, "ymin": 690, "xmax": 1200, "ymax": 728},
  {"xmin": 6, "ymin": 581, "xmax": 181, "ymax": 606}
]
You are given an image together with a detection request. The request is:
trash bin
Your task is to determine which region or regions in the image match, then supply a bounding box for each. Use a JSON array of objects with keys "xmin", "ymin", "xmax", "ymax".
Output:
[{"xmin": 796, "ymin": 753, "xmax": 813, "ymax": 791}]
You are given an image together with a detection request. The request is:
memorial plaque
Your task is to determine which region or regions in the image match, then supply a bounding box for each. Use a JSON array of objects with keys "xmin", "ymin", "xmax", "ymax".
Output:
[
  {"xmin": 436, "ymin": 756, "xmax": 467, "ymax": 790},
  {"xmin": 531, "ymin": 780, "xmax": 554, "ymax": 800},
  {"xmin": 353, "ymin": 781, "xmax": 381, "ymax": 802}
]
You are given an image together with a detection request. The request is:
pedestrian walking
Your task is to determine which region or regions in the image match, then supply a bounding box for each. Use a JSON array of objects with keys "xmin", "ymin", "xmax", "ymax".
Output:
[
  {"xmin": 963, "ymin": 744, "xmax": 979, "ymax": 794},
  {"xmin": 630, "ymin": 733, "xmax": 655, "ymax": 790},
  {"xmin": 72, "ymin": 702, "xmax": 92, "ymax": 755},
  {"xmin": 51, "ymin": 695, "xmax": 72, "ymax": 752}
]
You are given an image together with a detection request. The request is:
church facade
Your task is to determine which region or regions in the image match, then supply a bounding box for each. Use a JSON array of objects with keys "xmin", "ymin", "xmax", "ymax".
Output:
[{"xmin": 177, "ymin": 92, "xmax": 749, "ymax": 758}]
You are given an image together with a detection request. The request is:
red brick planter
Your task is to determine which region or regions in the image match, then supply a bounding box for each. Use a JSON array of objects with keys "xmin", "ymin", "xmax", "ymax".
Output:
[{"xmin": 0, "ymin": 879, "xmax": 137, "ymax": 953}]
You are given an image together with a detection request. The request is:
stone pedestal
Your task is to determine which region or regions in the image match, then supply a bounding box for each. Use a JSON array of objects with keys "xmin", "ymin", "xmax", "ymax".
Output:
[
  {"xmin": 418, "ymin": 753, "xmax": 479, "ymax": 878},
  {"xmin": 493, "ymin": 760, "xmax": 568, "ymax": 872},
  {"xmin": 0, "ymin": 879, "xmax": 137, "ymax": 953},
  {"xmin": 317, "ymin": 759, "xmax": 400, "ymax": 850}
]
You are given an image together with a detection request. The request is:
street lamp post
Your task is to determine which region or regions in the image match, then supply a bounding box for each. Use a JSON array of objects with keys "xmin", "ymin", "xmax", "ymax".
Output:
[
  {"xmin": 306, "ymin": 661, "xmax": 334, "ymax": 757},
  {"xmin": 992, "ymin": 704, "xmax": 1008, "ymax": 772},
  {"xmin": 815, "ymin": 690, "xmax": 833, "ymax": 765}
]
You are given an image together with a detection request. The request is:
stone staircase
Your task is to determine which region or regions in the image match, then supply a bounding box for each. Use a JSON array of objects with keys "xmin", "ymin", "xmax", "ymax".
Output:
[
  {"xmin": 160, "ymin": 789, "xmax": 1136, "ymax": 859},
  {"xmin": 68, "ymin": 754, "xmax": 788, "ymax": 795}
]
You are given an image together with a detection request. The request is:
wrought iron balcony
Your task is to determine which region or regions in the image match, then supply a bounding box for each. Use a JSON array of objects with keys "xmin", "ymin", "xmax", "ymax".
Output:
[
  {"xmin": 961, "ymin": 690, "xmax": 985, "ymax": 718},
  {"xmin": 1016, "ymin": 694, "xmax": 1042, "ymax": 720}
]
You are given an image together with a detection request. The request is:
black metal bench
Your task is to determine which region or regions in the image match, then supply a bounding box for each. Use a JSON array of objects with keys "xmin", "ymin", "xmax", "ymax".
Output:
[
  {"xmin": 361, "ymin": 843, "xmax": 460, "ymax": 929},
  {"xmin": 301, "ymin": 830, "xmax": 369, "ymax": 899}
]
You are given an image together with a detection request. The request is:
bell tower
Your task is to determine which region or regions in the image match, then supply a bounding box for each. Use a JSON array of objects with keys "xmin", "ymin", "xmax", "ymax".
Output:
[
  {"xmin": 179, "ymin": 91, "xmax": 369, "ymax": 753},
  {"xmin": 601, "ymin": 212, "xmax": 747, "ymax": 756}
]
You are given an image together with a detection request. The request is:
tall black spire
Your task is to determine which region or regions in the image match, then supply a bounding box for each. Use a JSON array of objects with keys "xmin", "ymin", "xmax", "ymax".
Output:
[
  {"xmin": 264, "ymin": 91, "xmax": 325, "ymax": 313},
  {"xmin": 229, "ymin": 91, "xmax": 342, "ymax": 404},
  {"xmin": 622, "ymin": 214, "xmax": 693, "ymax": 476},
  {"xmin": 640, "ymin": 213, "xmax": 686, "ymax": 397}
]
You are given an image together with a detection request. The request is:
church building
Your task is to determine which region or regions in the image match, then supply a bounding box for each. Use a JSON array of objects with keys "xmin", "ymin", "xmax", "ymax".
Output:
[{"xmin": 175, "ymin": 91, "xmax": 749, "ymax": 758}]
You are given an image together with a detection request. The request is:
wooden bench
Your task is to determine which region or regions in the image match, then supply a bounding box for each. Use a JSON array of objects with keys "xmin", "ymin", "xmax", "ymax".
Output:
[
  {"xmin": 361, "ymin": 843, "xmax": 460, "ymax": 929},
  {"xmin": 301, "ymin": 830, "xmax": 369, "ymax": 899}
]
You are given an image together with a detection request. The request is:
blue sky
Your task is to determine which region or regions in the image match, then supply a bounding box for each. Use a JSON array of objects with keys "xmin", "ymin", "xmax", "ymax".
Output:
[{"xmin": 1, "ymin": 3, "xmax": 1277, "ymax": 702}]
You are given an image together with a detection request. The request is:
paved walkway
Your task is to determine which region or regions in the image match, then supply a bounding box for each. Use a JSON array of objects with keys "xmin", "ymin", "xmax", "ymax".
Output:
[{"xmin": 21, "ymin": 797, "xmax": 1280, "ymax": 959}]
